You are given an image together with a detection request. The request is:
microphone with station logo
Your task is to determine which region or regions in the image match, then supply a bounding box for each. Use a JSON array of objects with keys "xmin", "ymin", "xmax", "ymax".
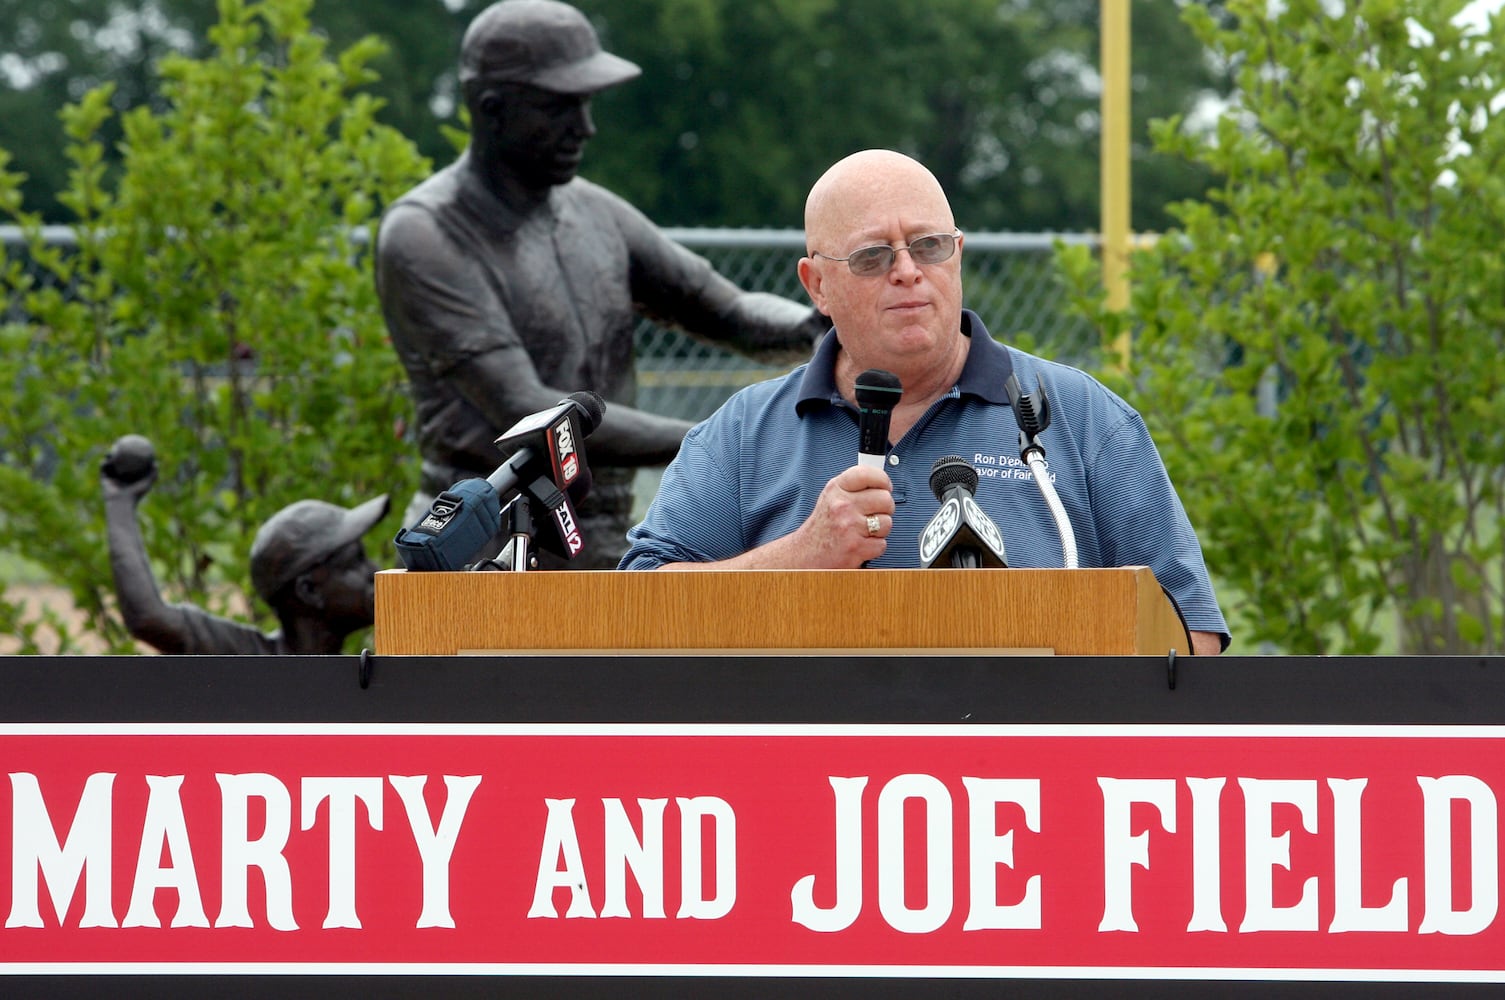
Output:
[
  {"xmin": 917, "ymin": 455, "xmax": 1008, "ymax": 569},
  {"xmin": 854, "ymin": 369, "xmax": 903, "ymax": 469},
  {"xmin": 394, "ymin": 390, "xmax": 605, "ymax": 571}
]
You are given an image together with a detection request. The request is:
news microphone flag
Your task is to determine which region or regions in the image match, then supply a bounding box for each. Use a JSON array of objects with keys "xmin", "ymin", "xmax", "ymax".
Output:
[{"xmin": 918, "ymin": 455, "xmax": 1007, "ymax": 569}]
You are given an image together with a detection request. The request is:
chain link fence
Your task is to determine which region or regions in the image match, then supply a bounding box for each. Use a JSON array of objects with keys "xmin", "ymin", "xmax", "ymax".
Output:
[{"xmin": 2, "ymin": 225, "xmax": 1103, "ymax": 425}]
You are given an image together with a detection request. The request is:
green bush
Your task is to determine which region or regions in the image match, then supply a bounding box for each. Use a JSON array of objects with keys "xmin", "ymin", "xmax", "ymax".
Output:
[
  {"xmin": 0, "ymin": 0, "xmax": 429, "ymax": 652},
  {"xmin": 1061, "ymin": 0, "xmax": 1505, "ymax": 654}
]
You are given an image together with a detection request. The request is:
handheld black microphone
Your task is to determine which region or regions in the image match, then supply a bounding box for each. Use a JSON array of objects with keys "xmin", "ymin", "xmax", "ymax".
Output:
[
  {"xmin": 918, "ymin": 455, "xmax": 1007, "ymax": 569},
  {"xmin": 854, "ymin": 369, "xmax": 902, "ymax": 469},
  {"xmin": 394, "ymin": 391, "xmax": 605, "ymax": 571}
]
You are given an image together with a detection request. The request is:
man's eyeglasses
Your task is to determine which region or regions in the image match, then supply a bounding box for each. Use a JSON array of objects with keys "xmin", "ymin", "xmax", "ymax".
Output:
[{"xmin": 810, "ymin": 231, "xmax": 961, "ymax": 277}]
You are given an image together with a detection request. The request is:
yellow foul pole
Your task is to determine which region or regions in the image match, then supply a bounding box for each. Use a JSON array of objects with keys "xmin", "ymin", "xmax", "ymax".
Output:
[{"xmin": 1101, "ymin": 0, "xmax": 1131, "ymax": 368}]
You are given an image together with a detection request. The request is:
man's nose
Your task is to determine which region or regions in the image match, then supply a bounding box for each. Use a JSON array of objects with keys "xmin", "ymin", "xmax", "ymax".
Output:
[{"xmin": 887, "ymin": 246, "xmax": 924, "ymax": 281}]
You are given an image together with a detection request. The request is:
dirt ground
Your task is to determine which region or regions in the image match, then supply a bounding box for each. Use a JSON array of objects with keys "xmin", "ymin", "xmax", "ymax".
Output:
[{"xmin": 2, "ymin": 583, "xmax": 147, "ymax": 655}]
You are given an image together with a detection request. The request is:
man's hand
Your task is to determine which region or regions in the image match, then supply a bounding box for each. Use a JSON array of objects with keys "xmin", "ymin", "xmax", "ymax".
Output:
[
  {"xmin": 783, "ymin": 464, "xmax": 895, "ymax": 569},
  {"xmin": 654, "ymin": 463, "xmax": 896, "ymax": 572}
]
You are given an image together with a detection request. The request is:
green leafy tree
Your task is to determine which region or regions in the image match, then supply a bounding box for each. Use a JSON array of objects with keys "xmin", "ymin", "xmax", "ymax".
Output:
[
  {"xmin": 3, "ymin": 0, "xmax": 1227, "ymax": 231},
  {"xmin": 0, "ymin": 0, "xmax": 467, "ymax": 221},
  {"xmin": 0, "ymin": 0, "xmax": 429, "ymax": 652},
  {"xmin": 0, "ymin": 0, "xmax": 173, "ymax": 220},
  {"xmin": 1059, "ymin": 0, "xmax": 1505, "ymax": 654},
  {"xmin": 578, "ymin": 0, "xmax": 1226, "ymax": 232}
]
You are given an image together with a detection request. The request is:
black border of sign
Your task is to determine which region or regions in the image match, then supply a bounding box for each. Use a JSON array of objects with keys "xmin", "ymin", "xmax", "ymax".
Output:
[{"xmin": 2, "ymin": 652, "xmax": 1503, "ymax": 998}]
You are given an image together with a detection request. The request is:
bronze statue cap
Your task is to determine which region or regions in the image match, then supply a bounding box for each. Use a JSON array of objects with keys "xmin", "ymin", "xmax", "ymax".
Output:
[
  {"xmin": 249, "ymin": 494, "xmax": 390, "ymax": 600},
  {"xmin": 459, "ymin": 0, "xmax": 641, "ymax": 95}
]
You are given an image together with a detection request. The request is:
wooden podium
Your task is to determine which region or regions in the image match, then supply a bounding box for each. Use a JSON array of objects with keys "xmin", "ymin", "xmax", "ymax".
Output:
[{"xmin": 373, "ymin": 567, "xmax": 1190, "ymax": 656}]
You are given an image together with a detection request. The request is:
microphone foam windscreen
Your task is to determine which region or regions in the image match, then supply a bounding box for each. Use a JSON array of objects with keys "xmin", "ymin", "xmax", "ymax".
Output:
[
  {"xmin": 567, "ymin": 390, "xmax": 607, "ymax": 435},
  {"xmin": 854, "ymin": 369, "xmax": 903, "ymax": 410},
  {"xmin": 929, "ymin": 454, "xmax": 979, "ymax": 500}
]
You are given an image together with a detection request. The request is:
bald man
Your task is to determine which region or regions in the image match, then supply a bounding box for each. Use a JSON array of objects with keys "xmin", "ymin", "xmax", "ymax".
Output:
[{"xmin": 620, "ymin": 149, "xmax": 1229, "ymax": 654}]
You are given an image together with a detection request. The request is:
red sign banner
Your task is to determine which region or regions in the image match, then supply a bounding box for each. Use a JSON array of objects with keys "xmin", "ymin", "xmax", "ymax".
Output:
[{"xmin": 2, "ymin": 723, "xmax": 1503, "ymax": 982}]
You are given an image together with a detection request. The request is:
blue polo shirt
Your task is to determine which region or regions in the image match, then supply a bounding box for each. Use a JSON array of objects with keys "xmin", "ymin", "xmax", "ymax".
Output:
[{"xmin": 620, "ymin": 310, "xmax": 1228, "ymax": 642}]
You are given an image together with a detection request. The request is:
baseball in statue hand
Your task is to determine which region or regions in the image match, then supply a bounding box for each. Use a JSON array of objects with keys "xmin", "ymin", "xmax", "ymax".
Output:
[{"xmin": 104, "ymin": 434, "xmax": 157, "ymax": 483}]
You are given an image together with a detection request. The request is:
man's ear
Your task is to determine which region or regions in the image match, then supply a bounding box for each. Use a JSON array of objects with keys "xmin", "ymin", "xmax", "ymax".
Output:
[
  {"xmin": 797, "ymin": 257, "xmax": 827, "ymax": 314},
  {"xmin": 292, "ymin": 573, "xmax": 324, "ymax": 611}
]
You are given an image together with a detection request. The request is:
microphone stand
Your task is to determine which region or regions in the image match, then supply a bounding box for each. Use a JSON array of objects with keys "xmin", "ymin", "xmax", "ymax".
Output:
[
  {"xmin": 468, "ymin": 477, "xmax": 587, "ymax": 572},
  {"xmin": 1011, "ymin": 376, "xmax": 1079, "ymax": 569},
  {"xmin": 498, "ymin": 493, "xmax": 537, "ymax": 572},
  {"xmin": 465, "ymin": 494, "xmax": 532, "ymax": 572}
]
